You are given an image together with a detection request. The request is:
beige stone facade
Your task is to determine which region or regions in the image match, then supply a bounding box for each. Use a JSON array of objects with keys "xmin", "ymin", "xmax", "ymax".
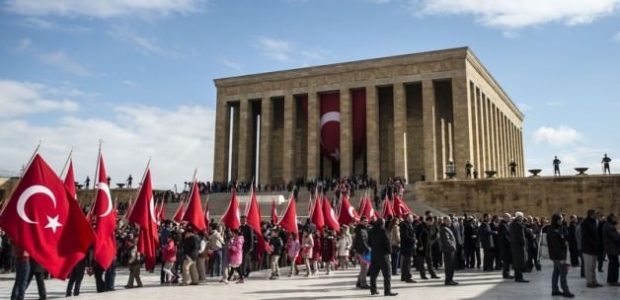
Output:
[{"xmin": 213, "ymin": 47, "xmax": 524, "ymax": 184}]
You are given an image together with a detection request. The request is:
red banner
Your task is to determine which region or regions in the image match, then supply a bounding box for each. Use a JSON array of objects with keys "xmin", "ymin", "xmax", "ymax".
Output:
[
  {"xmin": 320, "ymin": 92, "xmax": 340, "ymax": 162},
  {"xmin": 351, "ymin": 89, "xmax": 366, "ymax": 160}
]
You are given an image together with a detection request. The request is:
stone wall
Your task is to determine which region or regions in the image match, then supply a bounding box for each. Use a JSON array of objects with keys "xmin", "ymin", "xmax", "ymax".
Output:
[{"xmin": 414, "ymin": 175, "xmax": 620, "ymax": 217}]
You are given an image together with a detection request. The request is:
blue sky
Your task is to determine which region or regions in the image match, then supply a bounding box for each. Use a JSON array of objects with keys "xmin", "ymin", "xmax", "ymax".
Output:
[{"xmin": 1, "ymin": 0, "xmax": 619, "ymax": 188}]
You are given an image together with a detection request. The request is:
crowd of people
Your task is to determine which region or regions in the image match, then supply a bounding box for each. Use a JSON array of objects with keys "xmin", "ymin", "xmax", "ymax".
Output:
[{"xmin": 4, "ymin": 197, "xmax": 620, "ymax": 299}]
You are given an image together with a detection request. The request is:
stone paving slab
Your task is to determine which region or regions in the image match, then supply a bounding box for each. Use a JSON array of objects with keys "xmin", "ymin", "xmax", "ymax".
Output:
[{"xmin": 1, "ymin": 259, "xmax": 619, "ymax": 300}]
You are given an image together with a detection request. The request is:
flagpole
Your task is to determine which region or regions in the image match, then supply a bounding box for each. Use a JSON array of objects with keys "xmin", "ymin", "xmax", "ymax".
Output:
[
  {"xmin": 0, "ymin": 141, "xmax": 42, "ymax": 216},
  {"xmin": 59, "ymin": 147, "xmax": 74, "ymax": 179},
  {"xmin": 88, "ymin": 139, "xmax": 103, "ymax": 219}
]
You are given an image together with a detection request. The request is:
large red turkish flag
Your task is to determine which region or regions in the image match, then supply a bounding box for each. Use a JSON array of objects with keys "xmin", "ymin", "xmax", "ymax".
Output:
[
  {"xmin": 92, "ymin": 154, "xmax": 117, "ymax": 269},
  {"xmin": 322, "ymin": 196, "xmax": 340, "ymax": 233},
  {"xmin": 0, "ymin": 154, "xmax": 95, "ymax": 280},
  {"xmin": 278, "ymin": 195, "xmax": 298, "ymax": 235},
  {"xmin": 220, "ymin": 189, "xmax": 240, "ymax": 230},
  {"xmin": 320, "ymin": 92, "xmax": 340, "ymax": 162},
  {"xmin": 128, "ymin": 168, "xmax": 159, "ymax": 271},
  {"xmin": 246, "ymin": 187, "xmax": 271, "ymax": 254},
  {"xmin": 338, "ymin": 194, "xmax": 359, "ymax": 225},
  {"xmin": 182, "ymin": 180, "xmax": 207, "ymax": 231}
]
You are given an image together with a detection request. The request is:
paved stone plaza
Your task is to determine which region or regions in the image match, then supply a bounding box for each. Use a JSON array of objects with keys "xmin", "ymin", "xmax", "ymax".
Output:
[{"xmin": 2, "ymin": 259, "xmax": 619, "ymax": 300}]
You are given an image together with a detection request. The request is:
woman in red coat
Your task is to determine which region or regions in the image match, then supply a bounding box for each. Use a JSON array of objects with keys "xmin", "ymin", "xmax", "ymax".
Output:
[
  {"xmin": 312, "ymin": 232, "xmax": 322, "ymax": 275},
  {"xmin": 321, "ymin": 230, "xmax": 337, "ymax": 275}
]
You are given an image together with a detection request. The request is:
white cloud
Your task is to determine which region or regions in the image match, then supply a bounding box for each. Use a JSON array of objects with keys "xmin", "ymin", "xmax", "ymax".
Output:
[
  {"xmin": 108, "ymin": 24, "xmax": 180, "ymax": 58},
  {"xmin": 220, "ymin": 59, "xmax": 242, "ymax": 71},
  {"xmin": 533, "ymin": 125, "xmax": 582, "ymax": 147},
  {"xmin": 256, "ymin": 36, "xmax": 328, "ymax": 65},
  {"xmin": 518, "ymin": 103, "xmax": 531, "ymax": 111},
  {"xmin": 122, "ymin": 80, "xmax": 138, "ymax": 87},
  {"xmin": 0, "ymin": 79, "xmax": 79, "ymax": 118},
  {"xmin": 16, "ymin": 38, "xmax": 32, "ymax": 51},
  {"xmin": 7, "ymin": 0, "xmax": 202, "ymax": 18},
  {"xmin": 40, "ymin": 51, "xmax": 91, "ymax": 76},
  {"xmin": 0, "ymin": 103, "xmax": 216, "ymax": 188},
  {"xmin": 23, "ymin": 17, "xmax": 90, "ymax": 32},
  {"xmin": 257, "ymin": 36, "xmax": 293, "ymax": 62},
  {"xmin": 411, "ymin": 0, "xmax": 620, "ymax": 29}
]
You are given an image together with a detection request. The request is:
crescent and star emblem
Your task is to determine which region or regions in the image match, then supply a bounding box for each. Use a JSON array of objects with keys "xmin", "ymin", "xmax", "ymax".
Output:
[
  {"xmin": 97, "ymin": 182, "xmax": 113, "ymax": 217},
  {"xmin": 320, "ymin": 111, "xmax": 341, "ymax": 160},
  {"xmin": 348, "ymin": 206, "xmax": 355, "ymax": 218},
  {"xmin": 17, "ymin": 185, "xmax": 62, "ymax": 233},
  {"xmin": 149, "ymin": 196, "xmax": 157, "ymax": 222}
]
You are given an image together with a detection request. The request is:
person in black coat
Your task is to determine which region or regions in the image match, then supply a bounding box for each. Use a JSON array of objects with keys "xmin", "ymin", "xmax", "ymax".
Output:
[
  {"xmin": 368, "ymin": 218, "xmax": 398, "ymax": 297},
  {"xmin": 399, "ymin": 214, "xmax": 416, "ymax": 283},
  {"xmin": 510, "ymin": 212, "xmax": 528, "ymax": 283},
  {"xmin": 416, "ymin": 217, "xmax": 439, "ymax": 279},
  {"xmin": 491, "ymin": 215, "xmax": 502, "ymax": 270},
  {"xmin": 239, "ymin": 216, "xmax": 255, "ymax": 277},
  {"xmin": 546, "ymin": 213, "xmax": 574, "ymax": 298},
  {"xmin": 498, "ymin": 213, "xmax": 513, "ymax": 279},
  {"xmin": 440, "ymin": 216, "xmax": 458, "ymax": 286},
  {"xmin": 603, "ymin": 213, "xmax": 620, "ymax": 285},
  {"xmin": 581, "ymin": 209, "xmax": 602, "ymax": 287},
  {"xmin": 353, "ymin": 217, "xmax": 371, "ymax": 289},
  {"xmin": 26, "ymin": 258, "xmax": 46, "ymax": 300},
  {"xmin": 567, "ymin": 215, "xmax": 580, "ymax": 266},
  {"xmin": 479, "ymin": 213, "xmax": 498, "ymax": 271}
]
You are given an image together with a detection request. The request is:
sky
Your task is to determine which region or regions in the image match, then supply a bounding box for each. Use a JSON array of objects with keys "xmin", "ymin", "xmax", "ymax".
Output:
[{"xmin": 1, "ymin": 0, "xmax": 619, "ymax": 189}]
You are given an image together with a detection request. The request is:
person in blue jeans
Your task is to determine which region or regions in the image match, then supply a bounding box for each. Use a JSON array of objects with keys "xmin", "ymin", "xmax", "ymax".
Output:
[
  {"xmin": 11, "ymin": 245, "xmax": 30, "ymax": 300},
  {"xmin": 105, "ymin": 258, "xmax": 117, "ymax": 291}
]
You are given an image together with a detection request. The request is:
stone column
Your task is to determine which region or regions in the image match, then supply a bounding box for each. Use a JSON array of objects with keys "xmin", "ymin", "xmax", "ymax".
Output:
[
  {"xmin": 237, "ymin": 99, "xmax": 251, "ymax": 181},
  {"xmin": 393, "ymin": 82, "xmax": 407, "ymax": 178},
  {"xmin": 307, "ymin": 91, "xmax": 319, "ymax": 180},
  {"xmin": 481, "ymin": 94, "xmax": 489, "ymax": 174},
  {"xmin": 518, "ymin": 128, "xmax": 524, "ymax": 176},
  {"xmin": 366, "ymin": 85, "xmax": 380, "ymax": 181},
  {"xmin": 451, "ymin": 76, "xmax": 471, "ymax": 179},
  {"xmin": 339, "ymin": 88, "xmax": 353, "ymax": 177},
  {"xmin": 488, "ymin": 99, "xmax": 496, "ymax": 173},
  {"xmin": 282, "ymin": 90, "xmax": 294, "ymax": 183},
  {"xmin": 470, "ymin": 83, "xmax": 479, "ymax": 178},
  {"xmin": 422, "ymin": 80, "xmax": 437, "ymax": 181},
  {"xmin": 259, "ymin": 96, "xmax": 272, "ymax": 185},
  {"xmin": 213, "ymin": 96, "xmax": 228, "ymax": 182}
]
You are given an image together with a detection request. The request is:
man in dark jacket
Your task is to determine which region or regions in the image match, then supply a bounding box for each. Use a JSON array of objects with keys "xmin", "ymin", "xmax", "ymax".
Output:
[
  {"xmin": 510, "ymin": 212, "xmax": 528, "ymax": 283},
  {"xmin": 546, "ymin": 213, "xmax": 574, "ymax": 298},
  {"xmin": 440, "ymin": 216, "xmax": 458, "ymax": 286},
  {"xmin": 581, "ymin": 209, "xmax": 602, "ymax": 287},
  {"xmin": 567, "ymin": 215, "xmax": 580, "ymax": 266},
  {"xmin": 416, "ymin": 216, "xmax": 440, "ymax": 279},
  {"xmin": 354, "ymin": 217, "xmax": 371, "ymax": 289},
  {"xmin": 368, "ymin": 218, "xmax": 398, "ymax": 296},
  {"xmin": 181, "ymin": 229, "xmax": 200, "ymax": 285},
  {"xmin": 239, "ymin": 216, "xmax": 255, "ymax": 277},
  {"xmin": 498, "ymin": 213, "xmax": 513, "ymax": 279},
  {"xmin": 399, "ymin": 214, "xmax": 416, "ymax": 283},
  {"xmin": 603, "ymin": 213, "xmax": 620, "ymax": 286},
  {"xmin": 479, "ymin": 213, "xmax": 497, "ymax": 271}
]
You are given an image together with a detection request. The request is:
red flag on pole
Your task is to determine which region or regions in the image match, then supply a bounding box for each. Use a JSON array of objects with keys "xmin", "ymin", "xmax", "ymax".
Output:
[
  {"xmin": 310, "ymin": 192, "xmax": 324, "ymax": 232},
  {"xmin": 271, "ymin": 198, "xmax": 279, "ymax": 224},
  {"xmin": 246, "ymin": 186, "xmax": 271, "ymax": 254},
  {"xmin": 158, "ymin": 198, "xmax": 166, "ymax": 221},
  {"xmin": 92, "ymin": 153, "xmax": 117, "ymax": 269},
  {"xmin": 63, "ymin": 159, "xmax": 77, "ymax": 201},
  {"xmin": 359, "ymin": 196, "xmax": 376, "ymax": 221},
  {"xmin": 393, "ymin": 194, "xmax": 412, "ymax": 217},
  {"xmin": 0, "ymin": 154, "xmax": 96, "ymax": 279},
  {"xmin": 382, "ymin": 195, "xmax": 395, "ymax": 218},
  {"xmin": 127, "ymin": 167, "xmax": 158, "ymax": 271},
  {"xmin": 182, "ymin": 180, "xmax": 207, "ymax": 232},
  {"xmin": 322, "ymin": 196, "xmax": 340, "ymax": 233},
  {"xmin": 278, "ymin": 195, "xmax": 298, "ymax": 234},
  {"xmin": 220, "ymin": 188, "xmax": 240, "ymax": 230},
  {"xmin": 172, "ymin": 200, "xmax": 185, "ymax": 223},
  {"xmin": 338, "ymin": 193, "xmax": 359, "ymax": 225}
]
